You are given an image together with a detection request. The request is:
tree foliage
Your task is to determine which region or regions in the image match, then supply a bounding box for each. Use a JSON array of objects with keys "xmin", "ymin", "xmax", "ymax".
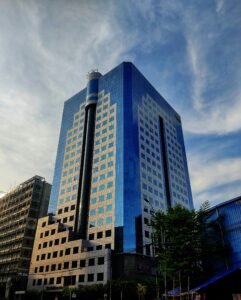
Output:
[{"xmin": 151, "ymin": 202, "xmax": 227, "ymax": 289}]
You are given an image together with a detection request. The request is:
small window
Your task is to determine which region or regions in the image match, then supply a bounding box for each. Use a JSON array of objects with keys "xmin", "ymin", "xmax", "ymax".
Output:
[
  {"xmin": 56, "ymin": 277, "xmax": 62, "ymax": 284},
  {"xmin": 34, "ymin": 267, "xmax": 38, "ymax": 273},
  {"xmin": 69, "ymin": 215, "xmax": 74, "ymax": 221},
  {"xmin": 42, "ymin": 222, "xmax": 46, "ymax": 228},
  {"xmin": 88, "ymin": 274, "xmax": 94, "ymax": 282},
  {"xmin": 96, "ymin": 245, "xmax": 102, "ymax": 250},
  {"xmin": 45, "ymin": 265, "xmax": 49, "ymax": 272},
  {"xmin": 49, "ymin": 241, "xmax": 53, "ymax": 247},
  {"xmin": 40, "ymin": 233, "xmax": 43, "ymax": 238},
  {"xmin": 63, "ymin": 217, "xmax": 68, "ymax": 223},
  {"xmin": 97, "ymin": 232, "xmax": 103, "ymax": 239},
  {"xmin": 79, "ymin": 275, "xmax": 85, "ymax": 282},
  {"xmin": 98, "ymin": 257, "xmax": 104, "ymax": 265},
  {"xmin": 59, "ymin": 250, "xmax": 63, "ymax": 257},
  {"xmin": 47, "ymin": 253, "xmax": 51, "ymax": 259},
  {"xmin": 65, "ymin": 248, "xmax": 71, "ymax": 255},
  {"xmin": 38, "ymin": 244, "xmax": 41, "ymax": 250},
  {"xmin": 39, "ymin": 266, "xmax": 44, "ymax": 272},
  {"xmin": 51, "ymin": 264, "xmax": 56, "ymax": 271},
  {"xmin": 97, "ymin": 273, "xmax": 104, "ymax": 281},
  {"xmin": 72, "ymin": 261, "xmax": 77, "ymax": 268},
  {"xmin": 41, "ymin": 254, "xmax": 46, "ymax": 260},
  {"xmin": 64, "ymin": 262, "xmax": 69, "ymax": 269},
  {"xmin": 51, "ymin": 229, "xmax": 56, "ymax": 235},
  {"xmin": 58, "ymin": 209, "xmax": 62, "ymax": 214},
  {"xmin": 80, "ymin": 260, "xmax": 86, "ymax": 267},
  {"xmin": 33, "ymin": 279, "xmax": 36, "ymax": 286},
  {"xmin": 36, "ymin": 255, "xmax": 40, "ymax": 261},
  {"xmin": 49, "ymin": 278, "xmax": 54, "ymax": 284},
  {"xmin": 145, "ymin": 231, "xmax": 150, "ymax": 238},
  {"xmin": 45, "ymin": 231, "xmax": 49, "ymax": 237},
  {"xmin": 88, "ymin": 258, "xmax": 95, "ymax": 266},
  {"xmin": 64, "ymin": 206, "xmax": 69, "ymax": 213},
  {"xmin": 73, "ymin": 247, "xmax": 79, "ymax": 254},
  {"xmin": 58, "ymin": 263, "xmax": 62, "ymax": 270},
  {"xmin": 61, "ymin": 237, "xmax": 66, "ymax": 244},
  {"xmin": 105, "ymin": 230, "xmax": 111, "ymax": 237},
  {"xmin": 53, "ymin": 251, "xmax": 58, "ymax": 258},
  {"xmin": 89, "ymin": 233, "xmax": 94, "ymax": 240},
  {"xmin": 70, "ymin": 205, "xmax": 75, "ymax": 211},
  {"xmin": 105, "ymin": 244, "xmax": 111, "ymax": 249},
  {"xmin": 43, "ymin": 242, "xmax": 47, "ymax": 248},
  {"xmin": 44, "ymin": 278, "xmax": 47, "ymax": 285},
  {"xmin": 54, "ymin": 239, "xmax": 59, "ymax": 246},
  {"xmin": 37, "ymin": 279, "xmax": 42, "ymax": 286}
]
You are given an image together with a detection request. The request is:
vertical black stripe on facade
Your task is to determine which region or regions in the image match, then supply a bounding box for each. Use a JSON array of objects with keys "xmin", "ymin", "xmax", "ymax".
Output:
[
  {"xmin": 78, "ymin": 105, "xmax": 97, "ymax": 239},
  {"xmin": 159, "ymin": 117, "xmax": 171, "ymax": 208},
  {"xmin": 74, "ymin": 105, "xmax": 88, "ymax": 235},
  {"xmin": 74, "ymin": 104, "xmax": 97, "ymax": 239}
]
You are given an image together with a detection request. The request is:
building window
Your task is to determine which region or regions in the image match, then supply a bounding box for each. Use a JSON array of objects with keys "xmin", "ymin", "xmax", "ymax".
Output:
[
  {"xmin": 58, "ymin": 263, "xmax": 62, "ymax": 270},
  {"xmin": 79, "ymin": 275, "xmax": 85, "ymax": 283},
  {"xmin": 80, "ymin": 260, "xmax": 86, "ymax": 267},
  {"xmin": 70, "ymin": 204, "xmax": 75, "ymax": 210},
  {"xmin": 51, "ymin": 229, "xmax": 56, "ymax": 235},
  {"xmin": 96, "ymin": 245, "xmax": 102, "ymax": 250},
  {"xmin": 37, "ymin": 279, "xmax": 42, "ymax": 286},
  {"xmin": 61, "ymin": 237, "xmax": 66, "ymax": 244},
  {"xmin": 41, "ymin": 254, "xmax": 46, "ymax": 260},
  {"xmin": 145, "ymin": 231, "xmax": 150, "ymax": 238},
  {"xmin": 105, "ymin": 244, "xmax": 111, "ymax": 249},
  {"xmin": 89, "ymin": 233, "xmax": 94, "ymax": 240},
  {"xmin": 97, "ymin": 232, "xmax": 103, "ymax": 239},
  {"xmin": 34, "ymin": 267, "xmax": 38, "ymax": 273},
  {"xmin": 59, "ymin": 250, "xmax": 63, "ymax": 257},
  {"xmin": 54, "ymin": 239, "xmax": 59, "ymax": 246},
  {"xmin": 98, "ymin": 257, "xmax": 104, "ymax": 265},
  {"xmin": 51, "ymin": 264, "xmax": 56, "ymax": 271},
  {"xmin": 72, "ymin": 261, "xmax": 77, "ymax": 268},
  {"xmin": 69, "ymin": 215, "xmax": 74, "ymax": 221},
  {"xmin": 53, "ymin": 251, "xmax": 58, "ymax": 258},
  {"xmin": 42, "ymin": 222, "xmax": 46, "ymax": 228},
  {"xmin": 47, "ymin": 253, "xmax": 51, "ymax": 259},
  {"xmin": 88, "ymin": 274, "xmax": 94, "ymax": 282},
  {"xmin": 45, "ymin": 231, "xmax": 49, "ymax": 237},
  {"xmin": 45, "ymin": 265, "xmax": 49, "ymax": 272},
  {"xmin": 33, "ymin": 279, "xmax": 36, "ymax": 286},
  {"xmin": 49, "ymin": 278, "xmax": 54, "ymax": 285},
  {"xmin": 64, "ymin": 262, "xmax": 69, "ymax": 269},
  {"xmin": 56, "ymin": 277, "xmax": 62, "ymax": 284},
  {"xmin": 97, "ymin": 273, "xmax": 104, "ymax": 281},
  {"xmin": 88, "ymin": 258, "xmax": 95, "ymax": 266},
  {"xmin": 105, "ymin": 230, "xmax": 111, "ymax": 237},
  {"xmin": 39, "ymin": 266, "xmax": 44, "ymax": 273},
  {"xmin": 44, "ymin": 278, "xmax": 47, "ymax": 285},
  {"xmin": 58, "ymin": 208, "xmax": 62, "ymax": 214},
  {"xmin": 64, "ymin": 206, "xmax": 69, "ymax": 212},
  {"xmin": 73, "ymin": 247, "xmax": 79, "ymax": 254},
  {"xmin": 65, "ymin": 248, "xmax": 71, "ymax": 255},
  {"xmin": 49, "ymin": 241, "xmax": 53, "ymax": 247}
]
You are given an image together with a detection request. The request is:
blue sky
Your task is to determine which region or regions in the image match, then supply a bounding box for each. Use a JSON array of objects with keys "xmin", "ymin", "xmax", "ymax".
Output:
[{"xmin": 0, "ymin": 0, "xmax": 241, "ymax": 207}]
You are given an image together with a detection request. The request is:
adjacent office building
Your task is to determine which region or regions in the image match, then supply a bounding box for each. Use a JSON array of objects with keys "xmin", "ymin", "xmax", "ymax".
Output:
[
  {"xmin": 0, "ymin": 175, "xmax": 51, "ymax": 299},
  {"xmin": 28, "ymin": 62, "xmax": 193, "ymax": 294}
]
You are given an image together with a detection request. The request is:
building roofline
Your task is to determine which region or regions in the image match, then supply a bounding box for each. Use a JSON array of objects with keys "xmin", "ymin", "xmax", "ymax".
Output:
[{"xmin": 209, "ymin": 195, "xmax": 241, "ymax": 212}]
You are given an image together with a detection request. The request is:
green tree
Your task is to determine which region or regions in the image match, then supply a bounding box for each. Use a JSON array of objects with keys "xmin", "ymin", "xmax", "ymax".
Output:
[
  {"xmin": 151, "ymin": 202, "xmax": 227, "ymax": 290},
  {"xmin": 136, "ymin": 283, "xmax": 147, "ymax": 300}
]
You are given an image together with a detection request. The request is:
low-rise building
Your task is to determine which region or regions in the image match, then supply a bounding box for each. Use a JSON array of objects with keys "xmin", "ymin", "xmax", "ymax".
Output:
[{"xmin": 0, "ymin": 175, "xmax": 51, "ymax": 299}]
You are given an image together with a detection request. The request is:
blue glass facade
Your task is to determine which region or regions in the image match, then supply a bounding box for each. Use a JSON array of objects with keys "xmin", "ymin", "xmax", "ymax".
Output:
[
  {"xmin": 207, "ymin": 196, "xmax": 241, "ymax": 273},
  {"xmin": 49, "ymin": 62, "xmax": 193, "ymax": 254}
]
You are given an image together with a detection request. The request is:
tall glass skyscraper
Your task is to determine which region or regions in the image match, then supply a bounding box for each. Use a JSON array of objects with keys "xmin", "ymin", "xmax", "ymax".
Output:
[
  {"xmin": 28, "ymin": 62, "xmax": 193, "ymax": 293},
  {"xmin": 50, "ymin": 62, "xmax": 193, "ymax": 254}
]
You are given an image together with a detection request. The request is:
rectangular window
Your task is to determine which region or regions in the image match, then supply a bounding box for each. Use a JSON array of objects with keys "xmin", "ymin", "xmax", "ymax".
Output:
[
  {"xmin": 88, "ymin": 274, "xmax": 94, "ymax": 282},
  {"xmin": 97, "ymin": 273, "xmax": 104, "ymax": 281},
  {"xmin": 80, "ymin": 260, "xmax": 86, "ymax": 267},
  {"xmin": 97, "ymin": 232, "xmax": 103, "ymax": 239},
  {"xmin": 88, "ymin": 258, "xmax": 95, "ymax": 266},
  {"xmin": 79, "ymin": 275, "xmax": 85, "ymax": 282},
  {"xmin": 98, "ymin": 257, "xmax": 104, "ymax": 265}
]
